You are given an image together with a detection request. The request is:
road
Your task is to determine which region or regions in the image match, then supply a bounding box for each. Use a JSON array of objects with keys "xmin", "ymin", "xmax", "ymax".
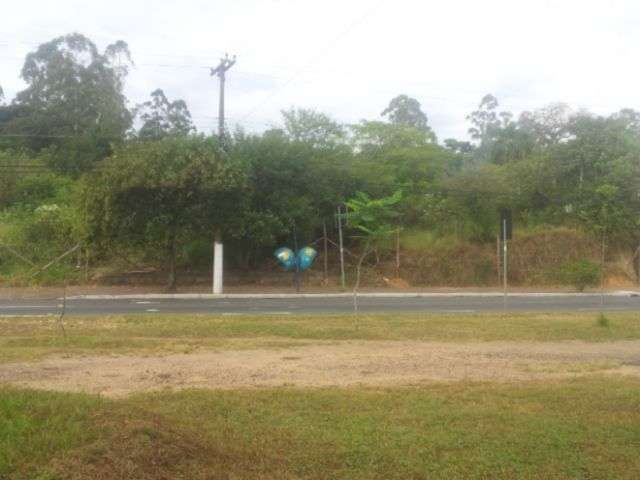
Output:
[{"xmin": 1, "ymin": 293, "xmax": 640, "ymax": 316}]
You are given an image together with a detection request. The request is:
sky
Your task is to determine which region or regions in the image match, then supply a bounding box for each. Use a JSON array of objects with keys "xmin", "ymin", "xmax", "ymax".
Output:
[{"xmin": 1, "ymin": 0, "xmax": 639, "ymax": 141}]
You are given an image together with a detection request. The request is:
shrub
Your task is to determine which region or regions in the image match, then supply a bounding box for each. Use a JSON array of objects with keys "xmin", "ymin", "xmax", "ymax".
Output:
[
  {"xmin": 596, "ymin": 313, "xmax": 610, "ymax": 328},
  {"xmin": 559, "ymin": 259, "xmax": 601, "ymax": 292},
  {"xmin": 11, "ymin": 173, "xmax": 73, "ymax": 208}
]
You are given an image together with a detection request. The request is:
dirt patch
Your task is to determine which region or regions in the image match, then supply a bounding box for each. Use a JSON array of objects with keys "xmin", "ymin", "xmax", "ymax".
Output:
[{"xmin": 1, "ymin": 340, "xmax": 639, "ymax": 397}]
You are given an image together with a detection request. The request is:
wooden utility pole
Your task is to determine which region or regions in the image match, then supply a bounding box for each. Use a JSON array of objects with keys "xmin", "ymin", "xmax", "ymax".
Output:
[{"xmin": 210, "ymin": 54, "xmax": 236, "ymax": 294}]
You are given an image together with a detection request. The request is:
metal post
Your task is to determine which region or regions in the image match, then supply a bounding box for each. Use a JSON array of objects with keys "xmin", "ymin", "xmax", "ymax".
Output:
[
  {"xmin": 496, "ymin": 232, "xmax": 501, "ymax": 284},
  {"xmin": 337, "ymin": 206, "xmax": 346, "ymax": 290},
  {"xmin": 503, "ymin": 219, "xmax": 508, "ymax": 312},
  {"xmin": 293, "ymin": 224, "xmax": 300, "ymax": 293}
]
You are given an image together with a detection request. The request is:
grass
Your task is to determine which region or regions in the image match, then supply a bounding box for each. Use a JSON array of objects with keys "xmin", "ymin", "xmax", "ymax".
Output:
[
  {"xmin": 2, "ymin": 313, "xmax": 640, "ymax": 478},
  {"xmin": 1, "ymin": 312, "xmax": 639, "ymax": 364},
  {"xmin": 1, "ymin": 377, "xmax": 640, "ymax": 479}
]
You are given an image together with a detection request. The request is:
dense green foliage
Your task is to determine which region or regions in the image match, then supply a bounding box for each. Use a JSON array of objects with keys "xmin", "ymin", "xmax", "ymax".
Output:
[{"xmin": 2, "ymin": 33, "xmax": 640, "ymax": 287}]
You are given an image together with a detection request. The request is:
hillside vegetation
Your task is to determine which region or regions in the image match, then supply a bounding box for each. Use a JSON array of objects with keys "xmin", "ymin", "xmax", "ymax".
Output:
[{"xmin": 2, "ymin": 34, "xmax": 640, "ymax": 289}]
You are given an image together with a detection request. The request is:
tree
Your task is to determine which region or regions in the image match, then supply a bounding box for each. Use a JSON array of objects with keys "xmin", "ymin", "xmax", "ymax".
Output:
[
  {"xmin": 381, "ymin": 95, "xmax": 436, "ymax": 142},
  {"xmin": 84, "ymin": 136, "xmax": 246, "ymax": 290},
  {"xmin": 611, "ymin": 108, "xmax": 640, "ymax": 135},
  {"xmin": 467, "ymin": 94, "xmax": 502, "ymax": 142},
  {"xmin": 518, "ymin": 103, "xmax": 571, "ymax": 146},
  {"xmin": 444, "ymin": 138, "xmax": 474, "ymax": 154},
  {"xmin": 281, "ymin": 107, "xmax": 344, "ymax": 147},
  {"xmin": 1, "ymin": 33, "xmax": 133, "ymax": 174},
  {"xmin": 344, "ymin": 191, "xmax": 402, "ymax": 309},
  {"xmin": 135, "ymin": 88, "xmax": 194, "ymax": 140},
  {"xmin": 578, "ymin": 184, "xmax": 633, "ymax": 282},
  {"xmin": 228, "ymin": 128, "xmax": 353, "ymax": 267},
  {"xmin": 467, "ymin": 94, "xmax": 537, "ymax": 165},
  {"xmin": 351, "ymin": 120, "xmax": 430, "ymax": 153}
]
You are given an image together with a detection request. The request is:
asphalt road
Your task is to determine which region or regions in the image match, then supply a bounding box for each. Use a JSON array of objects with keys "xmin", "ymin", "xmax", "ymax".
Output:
[{"xmin": 2, "ymin": 293, "xmax": 640, "ymax": 316}]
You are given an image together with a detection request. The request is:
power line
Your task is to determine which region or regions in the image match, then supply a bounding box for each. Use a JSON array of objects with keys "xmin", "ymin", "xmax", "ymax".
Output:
[{"xmin": 237, "ymin": 1, "xmax": 383, "ymax": 125}]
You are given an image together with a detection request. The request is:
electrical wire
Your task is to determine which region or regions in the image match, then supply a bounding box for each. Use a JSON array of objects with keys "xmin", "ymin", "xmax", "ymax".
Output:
[{"xmin": 236, "ymin": 1, "xmax": 383, "ymax": 125}]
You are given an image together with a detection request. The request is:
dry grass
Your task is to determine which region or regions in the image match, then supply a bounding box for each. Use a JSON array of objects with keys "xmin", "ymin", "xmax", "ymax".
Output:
[{"xmin": 1, "ymin": 311, "xmax": 640, "ymax": 364}]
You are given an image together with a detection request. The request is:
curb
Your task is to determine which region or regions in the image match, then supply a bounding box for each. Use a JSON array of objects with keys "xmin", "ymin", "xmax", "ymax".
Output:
[{"xmin": 65, "ymin": 291, "xmax": 640, "ymax": 300}]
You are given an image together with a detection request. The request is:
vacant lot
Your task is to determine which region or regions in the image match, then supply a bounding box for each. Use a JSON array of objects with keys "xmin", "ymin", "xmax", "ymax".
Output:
[{"xmin": 1, "ymin": 312, "xmax": 640, "ymax": 479}]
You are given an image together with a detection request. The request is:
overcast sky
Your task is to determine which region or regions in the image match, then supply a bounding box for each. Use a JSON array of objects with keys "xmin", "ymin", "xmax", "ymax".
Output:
[{"xmin": 1, "ymin": 0, "xmax": 639, "ymax": 141}]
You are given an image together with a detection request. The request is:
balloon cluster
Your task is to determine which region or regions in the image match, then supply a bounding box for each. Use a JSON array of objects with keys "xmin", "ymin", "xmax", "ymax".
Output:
[{"xmin": 274, "ymin": 246, "xmax": 317, "ymax": 271}]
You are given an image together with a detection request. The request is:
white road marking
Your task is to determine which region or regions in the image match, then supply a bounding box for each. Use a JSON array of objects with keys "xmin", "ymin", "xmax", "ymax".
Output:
[
  {"xmin": 135, "ymin": 301, "xmax": 158, "ymax": 304},
  {"xmin": 0, "ymin": 314, "xmax": 54, "ymax": 318},
  {"xmin": 145, "ymin": 308, "xmax": 160, "ymax": 312},
  {"xmin": 223, "ymin": 311, "xmax": 292, "ymax": 316},
  {"xmin": 0, "ymin": 305, "xmax": 54, "ymax": 309}
]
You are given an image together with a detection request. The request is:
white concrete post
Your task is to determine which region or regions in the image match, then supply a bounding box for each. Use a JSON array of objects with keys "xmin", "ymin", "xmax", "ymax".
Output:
[{"xmin": 213, "ymin": 232, "xmax": 223, "ymax": 294}]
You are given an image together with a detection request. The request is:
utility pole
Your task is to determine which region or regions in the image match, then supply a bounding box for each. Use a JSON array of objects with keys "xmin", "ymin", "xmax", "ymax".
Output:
[
  {"xmin": 210, "ymin": 54, "xmax": 236, "ymax": 294},
  {"xmin": 211, "ymin": 53, "xmax": 236, "ymax": 143}
]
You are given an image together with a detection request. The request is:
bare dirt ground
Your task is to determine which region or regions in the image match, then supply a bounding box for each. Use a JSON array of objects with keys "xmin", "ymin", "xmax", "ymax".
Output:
[{"xmin": 1, "ymin": 340, "xmax": 639, "ymax": 397}]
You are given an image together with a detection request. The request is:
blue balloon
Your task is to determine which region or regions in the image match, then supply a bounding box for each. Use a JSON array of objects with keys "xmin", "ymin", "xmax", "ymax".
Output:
[
  {"xmin": 297, "ymin": 247, "xmax": 317, "ymax": 271},
  {"xmin": 274, "ymin": 247, "xmax": 296, "ymax": 271}
]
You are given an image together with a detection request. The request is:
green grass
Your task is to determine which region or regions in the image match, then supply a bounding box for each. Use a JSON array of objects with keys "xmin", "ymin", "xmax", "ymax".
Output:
[
  {"xmin": 2, "ymin": 313, "xmax": 640, "ymax": 478},
  {"xmin": 1, "ymin": 312, "xmax": 640, "ymax": 363},
  {"xmin": 2, "ymin": 378, "xmax": 640, "ymax": 479}
]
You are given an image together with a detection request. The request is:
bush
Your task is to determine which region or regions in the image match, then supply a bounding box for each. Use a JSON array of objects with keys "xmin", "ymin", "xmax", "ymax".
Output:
[
  {"xmin": 559, "ymin": 259, "xmax": 601, "ymax": 292},
  {"xmin": 596, "ymin": 313, "xmax": 610, "ymax": 328}
]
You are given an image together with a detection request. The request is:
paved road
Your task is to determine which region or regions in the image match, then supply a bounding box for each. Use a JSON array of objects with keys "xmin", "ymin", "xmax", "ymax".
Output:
[{"xmin": 1, "ymin": 293, "xmax": 640, "ymax": 316}]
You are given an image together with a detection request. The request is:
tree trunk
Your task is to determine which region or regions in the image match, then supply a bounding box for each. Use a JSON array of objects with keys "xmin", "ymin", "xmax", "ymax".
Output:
[
  {"xmin": 166, "ymin": 226, "xmax": 178, "ymax": 292},
  {"xmin": 85, "ymin": 247, "xmax": 90, "ymax": 283},
  {"xmin": 600, "ymin": 230, "xmax": 606, "ymax": 307},
  {"xmin": 353, "ymin": 240, "xmax": 371, "ymax": 316},
  {"xmin": 238, "ymin": 250, "xmax": 251, "ymax": 272},
  {"xmin": 634, "ymin": 243, "xmax": 640, "ymax": 286},
  {"xmin": 395, "ymin": 228, "xmax": 400, "ymax": 278},
  {"xmin": 601, "ymin": 231, "xmax": 606, "ymax": 280},
  {"xmin": 323, "ymin": 221, "xmax": 329, "ymax": 286}
]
